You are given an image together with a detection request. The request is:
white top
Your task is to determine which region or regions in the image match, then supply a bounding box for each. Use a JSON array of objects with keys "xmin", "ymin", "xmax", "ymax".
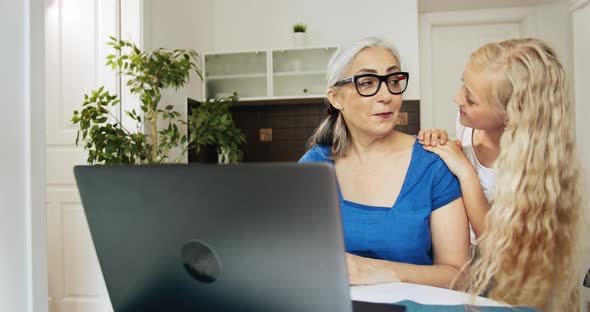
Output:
[
  {"xmin": 455, "ymin": 115, "xmax": 496, "ymax": 202},
  {"xmin": 456, "ymin": 114, "xmax": 497, "ymax": 242},
  {"xmin": 350, "ymin": 282, "xmax": 506, "ymax": 306}
]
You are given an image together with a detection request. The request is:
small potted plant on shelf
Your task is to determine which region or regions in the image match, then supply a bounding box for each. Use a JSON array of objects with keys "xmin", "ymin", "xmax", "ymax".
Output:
[{"xmin": 292, "ymin": 22, "xmax": 307, "ymax": 47}]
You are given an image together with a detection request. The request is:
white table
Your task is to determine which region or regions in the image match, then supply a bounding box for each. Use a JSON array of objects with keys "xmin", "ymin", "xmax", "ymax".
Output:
[{"xmin": 351, "ymin": 282, "xmax": 506, "ymax": 307}]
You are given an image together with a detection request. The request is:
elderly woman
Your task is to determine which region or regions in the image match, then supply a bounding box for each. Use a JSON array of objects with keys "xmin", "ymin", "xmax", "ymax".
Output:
[{"xmin": 299, "ymin": 37, "xmax": 469, "ymax": 288}]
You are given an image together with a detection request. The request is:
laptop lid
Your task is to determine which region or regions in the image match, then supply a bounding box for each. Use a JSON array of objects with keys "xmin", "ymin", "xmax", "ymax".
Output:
[{"xmin": 74, "ymin": 163, "xmax": 352, "ymax": 312}]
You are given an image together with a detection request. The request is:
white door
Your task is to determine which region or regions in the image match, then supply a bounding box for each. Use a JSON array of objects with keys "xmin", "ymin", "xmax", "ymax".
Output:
[
  {"xmin": 46, "ymin": 0, "xmax": 118, "ymax": 311},
  {"xmin": 419, "ymin": 8, "xmax": 534, "ymax": 135}
]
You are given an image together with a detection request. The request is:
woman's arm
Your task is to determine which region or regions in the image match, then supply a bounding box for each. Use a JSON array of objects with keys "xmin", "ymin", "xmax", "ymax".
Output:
[
  {"xmin": 418, "ymin": 127, "xmax": 491, "ymax": 237},
  {"xmin": 347, "ymin": 198, "xmax": 470, "ymax": 288},
  {"xmin": 422, "ymin": 141, "xmax": 489, "ymax": 237},
  {"xmin": 454, "ymin": 165, "xmax": 489, "ymax": 237}
]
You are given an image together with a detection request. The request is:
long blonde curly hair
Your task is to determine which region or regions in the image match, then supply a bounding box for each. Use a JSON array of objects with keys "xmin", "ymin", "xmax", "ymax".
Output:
[{"xmin": 456, "ymin": 38, "xmax": 583, "ymax": 311}]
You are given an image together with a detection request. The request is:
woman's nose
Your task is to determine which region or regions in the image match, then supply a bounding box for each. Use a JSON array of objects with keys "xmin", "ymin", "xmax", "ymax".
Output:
[
  {"xmin": 376, "ymin": 81, "xmax": 393, "ymax": 99},
  {"xmin": 453, "ymin": 91, "xmax": 463, "ymax": 106}
]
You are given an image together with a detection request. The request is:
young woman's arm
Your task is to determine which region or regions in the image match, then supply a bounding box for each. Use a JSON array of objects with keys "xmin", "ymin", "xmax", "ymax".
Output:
[
  {"xmin": 453, "ymin": 164, "xmax": 489, "ymax": 237},
  {"xmin": 347, "ymin": 198, "xmax": 470, "ymax": 288},
  {"xmin": 422, "ymin": 141, "xmax": 489, "ymax": 237}
]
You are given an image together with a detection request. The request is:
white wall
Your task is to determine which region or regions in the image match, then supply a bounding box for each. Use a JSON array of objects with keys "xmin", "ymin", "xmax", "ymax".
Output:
[
  {"xmin": 0, "ymin": 0, "xmax": 48, "ymax": 311},
  {"xmin": 419, "ymin": 0, "xmax": 559, "ymax": 12},
  {"xmin": 143, "ymin": 0, "xmax": 213, "ymax": 114},
  {"xmin": 533, "ymin": 1, "xmax": 574, "ymax": 84},
  {"xmin": 571, "ymin": 0, "xmax": 590, "ymax": 308},
  {"xmin": 572, "ymin": 1, "xmax": 590, "ymax": 187},
  {"xmin": 145, "ymin": 0, "xmax": 420, "ymax": 100},
  {"xmin": 133, "ymin": 0, "xmax": 214, "ymax": 161},
  {"xmin": 211, "ymin": 0, "xmax": 421, "ymax": 100},
  {"xmin": 0, "ymin": 0, "xmax": 27, "ymax": 307}
]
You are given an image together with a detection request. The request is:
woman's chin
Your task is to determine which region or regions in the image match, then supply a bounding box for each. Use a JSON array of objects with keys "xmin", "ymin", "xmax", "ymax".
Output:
[
  {"xmin": 369, "ymin": 124, "xmax": 396, "ymax": 138},
  {"xmin": 458, "ymin": 115, "xmax": 472, "ymax": 128}
]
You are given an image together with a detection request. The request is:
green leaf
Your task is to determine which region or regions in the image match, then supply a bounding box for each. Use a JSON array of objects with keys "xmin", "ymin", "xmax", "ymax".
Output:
[{"xmin": 71, "ymin": 37, "xmax": 215, "ymax": 165}]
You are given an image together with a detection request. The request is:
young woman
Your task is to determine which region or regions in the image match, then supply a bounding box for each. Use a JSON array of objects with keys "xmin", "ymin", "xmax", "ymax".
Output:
[
  {"xmin": 420, "ymin": 38, "xmax": 583, "ymax": 311},
  {"xmin": 299, "ymin": 37, "xmax": 470, "ymax": 288}
]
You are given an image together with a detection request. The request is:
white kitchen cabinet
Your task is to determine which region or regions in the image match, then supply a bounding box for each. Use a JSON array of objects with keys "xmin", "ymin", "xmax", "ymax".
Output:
[{"xmin": 203, "ymin": 47, "xmax": 337, "ymax": 100}]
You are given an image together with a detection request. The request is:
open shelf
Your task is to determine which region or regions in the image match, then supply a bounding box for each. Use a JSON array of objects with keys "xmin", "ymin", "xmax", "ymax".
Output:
[
  {"xmin": 207, "ymin": 73, "xmax": 267, "ymax": 80},
  {"xmin": 272, "ymin": 70, "xmax": 326, "ymax": 77},
  {"xmin": 203, "ymin": 46, "xmax": 337, "ymax": 100}
]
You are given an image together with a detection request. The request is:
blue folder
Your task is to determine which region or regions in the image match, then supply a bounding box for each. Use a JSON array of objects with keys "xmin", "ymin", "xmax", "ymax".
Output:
[{"xmin": 394, "ymin": 300, "xmax": 539, "ymax": 312}]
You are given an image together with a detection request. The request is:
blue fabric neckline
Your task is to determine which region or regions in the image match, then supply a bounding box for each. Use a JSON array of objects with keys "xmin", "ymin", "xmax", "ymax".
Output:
[{"xmin": 335, "ymin": 137, "xmax": 419, "ymax": 210}]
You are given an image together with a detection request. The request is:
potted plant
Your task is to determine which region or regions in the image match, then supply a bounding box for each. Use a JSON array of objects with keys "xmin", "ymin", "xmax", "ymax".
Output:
[
  {"xmin": 72, "ymin": 37, "xmax": 244, "ymax": 164},
  {"xmin": 187, "ymin": 95, "xmax": 246, "ymax": 164},
  {"xmin": 292, "ymin": 23, "xmax": 307, "ymax": 47}
]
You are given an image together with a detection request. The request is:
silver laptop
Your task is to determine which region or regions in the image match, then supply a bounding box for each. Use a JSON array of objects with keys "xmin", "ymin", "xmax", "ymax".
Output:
[{"xmin": 74, "ymin": 163, "xmax": 405, "ymax": 312}]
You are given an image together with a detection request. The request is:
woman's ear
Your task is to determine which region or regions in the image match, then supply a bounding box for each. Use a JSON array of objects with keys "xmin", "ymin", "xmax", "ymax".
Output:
[{"xmin": 327, "ymin": 88, "xmax": 343, "ymax": 110}]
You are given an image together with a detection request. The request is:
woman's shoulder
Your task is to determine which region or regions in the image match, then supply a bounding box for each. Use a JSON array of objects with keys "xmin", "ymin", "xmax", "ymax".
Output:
[
  {"xmin": 412, "ymin": 137, "xmax": 449, "ymax": 171},
  {"xmin": 411, "ymin": 138, "xmax": 461, "ymax": 201},
  {"xmin": 298, "ymin": 144, "xmax": 332, "ymax": 163}
]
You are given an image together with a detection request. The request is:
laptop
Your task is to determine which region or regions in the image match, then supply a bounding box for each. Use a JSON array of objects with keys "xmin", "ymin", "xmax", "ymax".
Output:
[{"xmin": 74, "ymin": 163, "xmax": 405, "ymax": 312}]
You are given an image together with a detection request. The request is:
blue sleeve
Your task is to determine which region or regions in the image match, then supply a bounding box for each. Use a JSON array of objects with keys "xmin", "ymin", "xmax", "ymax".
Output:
[
  {"xmin": 298, "ymin": 145, "xmax": 330, "ymax": 164},
  {"xmin": 431, "ymin": 160, "xmax": 462, "ymax": 210},
  {"xmin": 298, "ymin": 150, "xmax": 319, "ymax": 163}
]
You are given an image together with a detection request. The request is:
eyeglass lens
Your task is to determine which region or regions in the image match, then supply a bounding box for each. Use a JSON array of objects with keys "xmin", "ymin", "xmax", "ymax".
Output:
[{"xmin": 355, "ymin": 74, "xmax": 407, "ymax": 96}]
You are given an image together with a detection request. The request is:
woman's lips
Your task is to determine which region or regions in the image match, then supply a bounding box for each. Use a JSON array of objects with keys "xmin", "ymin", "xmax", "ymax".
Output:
[
  {"xmin": 374, "ymin": 112, "xmax": 393, "ymax": 118},
  {"xmin": 459, "ymin": 110, "xmax": 467, "ymax": 116}
]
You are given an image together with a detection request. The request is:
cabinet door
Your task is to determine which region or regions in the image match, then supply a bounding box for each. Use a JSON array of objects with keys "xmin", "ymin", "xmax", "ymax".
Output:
[
  {"xmin": 204, "ymin": 51, "xmax": 267, "ymax": 99},
  {"xmin": 272, "ymin": 47, "xmax": 336, "ymax": 98}
]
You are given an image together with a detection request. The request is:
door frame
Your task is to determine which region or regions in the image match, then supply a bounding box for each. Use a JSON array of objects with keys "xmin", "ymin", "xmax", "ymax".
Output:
[{"xmin": 27, "ymin": 0, "xmax": 48, "ymax": 310}]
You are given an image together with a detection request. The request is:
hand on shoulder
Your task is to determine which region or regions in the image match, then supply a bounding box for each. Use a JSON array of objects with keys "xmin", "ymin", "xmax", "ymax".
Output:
[
  {"xmin": 418, "ymin": 128, "xmax": 449, "ymax": 146},
  {"xmin": 422, "ymin": 139, "xmax": 475, "ymax": 179}
]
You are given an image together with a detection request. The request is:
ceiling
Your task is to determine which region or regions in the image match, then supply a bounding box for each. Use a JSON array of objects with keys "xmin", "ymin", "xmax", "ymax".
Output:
[{"xmin": 418, "ymin": 0, "xmax": 564, "ymax": 13}]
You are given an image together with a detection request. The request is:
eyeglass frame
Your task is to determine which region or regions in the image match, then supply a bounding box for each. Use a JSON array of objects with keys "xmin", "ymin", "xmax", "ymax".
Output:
[{"xmin": 332, "ymin": 72, "xmax": 410, "ymax": 97}]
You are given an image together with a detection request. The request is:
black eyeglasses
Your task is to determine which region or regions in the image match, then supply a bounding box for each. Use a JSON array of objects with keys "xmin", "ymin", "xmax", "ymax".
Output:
[{"xmin": 333, "ymin": 72, "xmax": 409, "ymax": 97}]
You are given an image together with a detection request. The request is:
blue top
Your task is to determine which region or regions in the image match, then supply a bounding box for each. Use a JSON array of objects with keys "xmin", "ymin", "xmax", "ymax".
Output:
[{"xmin": 298, "ymin": 138, "xmax": 461, "ymax": 265}]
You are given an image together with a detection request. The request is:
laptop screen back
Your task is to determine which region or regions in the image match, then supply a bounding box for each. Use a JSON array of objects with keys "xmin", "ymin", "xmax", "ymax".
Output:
[{"xmin": 74, "ymin": 163, "xmax": 351, "ymax": 312}]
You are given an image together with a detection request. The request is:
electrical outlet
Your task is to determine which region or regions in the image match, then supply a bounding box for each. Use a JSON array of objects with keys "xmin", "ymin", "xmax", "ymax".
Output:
[
  {"xmin": 396, "ymin": 112, "xmax": 408, "ymax": 125},
  {"xmin": 259, "ymin": 128, "xmax": 272, "ymax": 142}
]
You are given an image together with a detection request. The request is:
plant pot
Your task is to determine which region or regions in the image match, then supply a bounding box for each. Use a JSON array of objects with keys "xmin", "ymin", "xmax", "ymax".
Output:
[
  {"xmin": 293, "ymin": 32, "xmax": 306, "ymax": 47},
  {"xmin": 196, "ymin": 145, "xmax": 218, "ymax": 163}
]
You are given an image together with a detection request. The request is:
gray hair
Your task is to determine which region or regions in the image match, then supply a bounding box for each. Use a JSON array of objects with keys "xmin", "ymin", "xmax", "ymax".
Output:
[
  {"xmin": 307, "ymin": 37, "xmax": 402, "ymax": 159},
  {"xmin": 326, "ymin": 37, "xmax": 401, "ymax": 88}
]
